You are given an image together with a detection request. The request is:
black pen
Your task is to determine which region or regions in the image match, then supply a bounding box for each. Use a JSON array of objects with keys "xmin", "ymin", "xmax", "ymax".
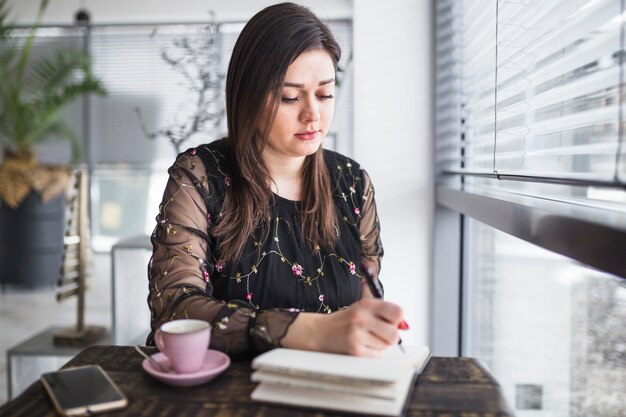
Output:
[{"xmin": 360, "ymin": 265, "xmax": 409, "ymax": 353}]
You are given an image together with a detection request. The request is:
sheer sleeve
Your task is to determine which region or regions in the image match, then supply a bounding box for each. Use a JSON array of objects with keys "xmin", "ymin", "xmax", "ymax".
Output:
[
  {"xmin": 147, "ymin": 151, "xmax": 299, "ymax": 359},
  {"xmin": 357, "ymin": 169, "xmax": 385, "ymax": 297}
]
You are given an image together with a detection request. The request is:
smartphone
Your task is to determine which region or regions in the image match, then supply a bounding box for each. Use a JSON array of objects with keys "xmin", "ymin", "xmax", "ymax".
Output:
[{"xmin": 40, "ymin": 365, "xmax": 128, "ymax": 416}]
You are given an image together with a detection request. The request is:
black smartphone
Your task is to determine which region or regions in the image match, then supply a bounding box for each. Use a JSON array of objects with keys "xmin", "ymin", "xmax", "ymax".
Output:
[{"xmin": 40, "ymin": 365, "xmax": 128, "ymax": 416}]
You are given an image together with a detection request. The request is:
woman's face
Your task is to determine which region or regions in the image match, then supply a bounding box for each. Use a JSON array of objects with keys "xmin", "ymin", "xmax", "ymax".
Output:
[{"xmin": 261, "ymin": 49, "xmax": 336, "ymax": 163}]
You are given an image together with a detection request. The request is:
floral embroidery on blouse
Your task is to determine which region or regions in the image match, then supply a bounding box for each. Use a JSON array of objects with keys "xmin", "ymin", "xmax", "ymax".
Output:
[{"xmin": 147, "ymin": 139, "xmax": 384, "ymax": 359}]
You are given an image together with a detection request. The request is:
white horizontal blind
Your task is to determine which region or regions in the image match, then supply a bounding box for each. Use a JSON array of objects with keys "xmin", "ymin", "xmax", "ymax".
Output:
[
  {"xmin": 434, "ymin": 0, "xmax": 463, "ymax": 185},
  {"xmin": 435, "ymin": 0, "xmax": 498, "ymax": 184},
  {"xmin": 491, "ymin": 0, "xmax": 623, "ymax": 181},
  {"xmin": 89, "ymin": 24, "xmax": 226, "ymax": 169},
  {"xmin": 437, "ymin": 0, "xmax": 626, "ymax": 194},
  {"xmin": 461, "ymin": 0, "xmax": 498, "ymax": 176}
]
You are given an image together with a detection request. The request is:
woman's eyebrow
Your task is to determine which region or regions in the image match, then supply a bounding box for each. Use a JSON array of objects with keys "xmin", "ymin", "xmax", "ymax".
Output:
[{"xmin": 283, "ymin": 78, "xmax": 335, "ymax": 88}]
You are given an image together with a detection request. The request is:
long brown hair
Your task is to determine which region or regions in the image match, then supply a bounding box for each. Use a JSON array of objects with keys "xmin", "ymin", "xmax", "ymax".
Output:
[{"xmin": 213, "ymin": 2, "xmax": 341, "ymax": 263}]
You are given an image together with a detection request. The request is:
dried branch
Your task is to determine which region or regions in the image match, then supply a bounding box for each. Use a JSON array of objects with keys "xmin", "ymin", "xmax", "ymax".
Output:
[{"xmin": 136, "ymin": 15, "xmax": 225, "ymax": 154}]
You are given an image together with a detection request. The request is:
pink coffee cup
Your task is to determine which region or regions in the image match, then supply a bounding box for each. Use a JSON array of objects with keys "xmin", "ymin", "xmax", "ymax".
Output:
[{"xmin": 154, "ymin": 319, "xmax": 211, "ymax": 374}]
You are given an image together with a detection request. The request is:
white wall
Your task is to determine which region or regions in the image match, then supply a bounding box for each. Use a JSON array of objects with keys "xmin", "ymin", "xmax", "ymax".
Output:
[
  {"xmin": 8, "ymin": 0, "xmax": 435, "ymax": 347},
  {"xmin": 353, "ymin": 0, "xmax": 433, "ymax": 346}
]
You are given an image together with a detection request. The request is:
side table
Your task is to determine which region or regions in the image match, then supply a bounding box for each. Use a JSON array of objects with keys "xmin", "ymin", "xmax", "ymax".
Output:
[
  {"xmin": 6, "ymin": 326, "xmax": 111, "ymax": 399},
  {"xmin": 111, "ymin": 235, "xmax": 152, "ymax": 345}
]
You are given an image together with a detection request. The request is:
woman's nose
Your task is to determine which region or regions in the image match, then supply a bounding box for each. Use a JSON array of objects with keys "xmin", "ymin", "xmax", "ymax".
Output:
[{"xmin": 300, "ymin": 97, "xmax": 320, "ymax": 122}]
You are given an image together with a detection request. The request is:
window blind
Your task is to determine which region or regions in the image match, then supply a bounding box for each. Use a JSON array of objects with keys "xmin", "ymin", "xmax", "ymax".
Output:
[
  {"xmin": 434, "ymin": 0, "xmax": 463, "ymax": 187},
  {"xmin": 437, "ymin": 0, "xmax": 626, "ymax": 201},
  {"xmin": 435, "ymin": 0, "xmax": 626, "ymax": 280},
  {"xmin": 89, "ymin": 24, "xmax": 227, "ymax": 169}
]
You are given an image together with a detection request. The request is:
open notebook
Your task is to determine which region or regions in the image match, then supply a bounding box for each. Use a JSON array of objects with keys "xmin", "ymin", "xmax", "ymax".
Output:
[{"xmin": 250, "ymin": 345, "xmax": 431, "ymax": 416}]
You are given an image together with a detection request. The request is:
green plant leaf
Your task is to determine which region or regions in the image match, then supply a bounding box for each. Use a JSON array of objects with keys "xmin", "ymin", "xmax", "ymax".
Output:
[
  {"xmin": 0, "ymin": 0, "xmax": 106, "ymax": 163},
  {"xmin": 15, "ymin": 0, "xmax": 48, "ymax": 83},
  {"xmin": 28, "ymin": 48, "xmax": 91, "ymax": 94},
  {"xmin": 30, "ymin": 114, "xmax": 80, "ymax": 164}
]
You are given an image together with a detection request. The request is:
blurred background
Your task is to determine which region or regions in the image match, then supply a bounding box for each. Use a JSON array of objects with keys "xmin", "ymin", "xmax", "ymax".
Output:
[{"xmin": 0, "ymin": 1, "xmax": 624, "ymax": 416}]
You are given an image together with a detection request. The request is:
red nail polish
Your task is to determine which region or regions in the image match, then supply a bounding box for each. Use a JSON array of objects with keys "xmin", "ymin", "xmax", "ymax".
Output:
[{"xmin": 398, "ymin": 320, "xmax": 410, "ymax": 330}]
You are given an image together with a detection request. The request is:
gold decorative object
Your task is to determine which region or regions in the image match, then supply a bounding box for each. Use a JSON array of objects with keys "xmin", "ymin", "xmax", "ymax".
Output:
[{"xmin": 0, "ymin": 152, "xmax": 71, "ymax": 209}]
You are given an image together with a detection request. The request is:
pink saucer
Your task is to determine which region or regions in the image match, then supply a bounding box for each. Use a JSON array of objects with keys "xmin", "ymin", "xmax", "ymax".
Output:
[{"xmin": 142, "ymin": 350, "xmax": 231, "ymax": 387}]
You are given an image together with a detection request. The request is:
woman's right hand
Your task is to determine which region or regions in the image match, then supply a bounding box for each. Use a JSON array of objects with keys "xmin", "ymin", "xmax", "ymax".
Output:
[{"xmin": 280, "ymin": 298, "xmax": 405, "ymax": 357}]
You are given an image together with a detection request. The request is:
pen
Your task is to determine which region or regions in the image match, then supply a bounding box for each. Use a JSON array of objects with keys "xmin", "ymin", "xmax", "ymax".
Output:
[{"xmin": 360, "ymin": 265, "xmax": 409, "ymax": 352}]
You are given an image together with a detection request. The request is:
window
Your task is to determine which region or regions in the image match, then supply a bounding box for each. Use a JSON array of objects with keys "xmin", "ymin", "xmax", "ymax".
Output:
[
  {"xmin": 434, "ymin": 1, "xmax": 626, "ymax": 415},
  {"xmin": 465, "ymin": 219, "xmax": 625, "ymax": 416}
]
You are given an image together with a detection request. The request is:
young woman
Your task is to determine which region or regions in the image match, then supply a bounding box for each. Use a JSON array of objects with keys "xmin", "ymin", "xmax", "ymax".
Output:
[{"xmin": 148, "ymin": 2, "xmax": 406, "ymax": 359}]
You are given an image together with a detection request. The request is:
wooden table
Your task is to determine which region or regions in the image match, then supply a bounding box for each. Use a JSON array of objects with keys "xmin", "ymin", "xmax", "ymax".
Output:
[{"xmin": 0, "ymin": 345, "xmax": 512, "ymax": 416}]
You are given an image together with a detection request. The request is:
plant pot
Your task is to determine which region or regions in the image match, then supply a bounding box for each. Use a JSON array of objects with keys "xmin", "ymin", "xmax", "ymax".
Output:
[{"xmin": 0, "ymin": 191, "xmax": 65, "ymax": 287}]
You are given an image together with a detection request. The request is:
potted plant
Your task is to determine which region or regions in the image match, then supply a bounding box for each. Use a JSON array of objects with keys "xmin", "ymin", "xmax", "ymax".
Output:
[{"xmin": 0, "ymin": 0, "xmax": 106, "ymax": 286}]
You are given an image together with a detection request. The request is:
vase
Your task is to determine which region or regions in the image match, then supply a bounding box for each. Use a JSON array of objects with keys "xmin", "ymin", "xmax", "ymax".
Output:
[{"xmin": 0, "ymin": 191, "xmax": 65, "ymax": 287}]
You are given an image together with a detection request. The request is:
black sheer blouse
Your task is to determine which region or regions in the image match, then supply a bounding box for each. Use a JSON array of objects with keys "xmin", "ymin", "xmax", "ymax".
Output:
[{"xmin": 147, "ymin": 139, "xmax": 384, "ymax": 359}]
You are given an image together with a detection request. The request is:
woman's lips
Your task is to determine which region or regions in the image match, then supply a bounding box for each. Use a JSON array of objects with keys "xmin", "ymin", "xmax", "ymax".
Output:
[{"xmin": 294, "ymin": 130, "xmax": 319, "ymax": 141}]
